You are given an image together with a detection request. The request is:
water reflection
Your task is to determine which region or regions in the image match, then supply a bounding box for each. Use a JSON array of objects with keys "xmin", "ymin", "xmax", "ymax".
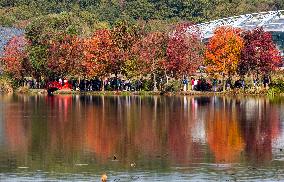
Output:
[
  {"xmin": 238, "ymin": 98, "xmax": 281, "ymax": 164},
  {"xmin": 206, "ymin": 100, "xmax": 245, "ymax": 163},
  {"xmin": 0, "ymin": 95, "xmax": 284, "ymax": 180}
]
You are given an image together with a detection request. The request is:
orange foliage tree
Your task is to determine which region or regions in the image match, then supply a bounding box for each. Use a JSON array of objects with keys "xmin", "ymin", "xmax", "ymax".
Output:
[
  {"xmin": 205, "ymin": 26, "xmax": 244, "ymax": 89},
  {"xmin": 47, "ymin": 34, "xmax": 85, "ymax": 78},
  {"xmin": 83, "ymin": 29, "xmax": 114, "ymax": 80},
  {"xmin": 83, "ymin": 21, "xmax": 142, "ymax": 87}
]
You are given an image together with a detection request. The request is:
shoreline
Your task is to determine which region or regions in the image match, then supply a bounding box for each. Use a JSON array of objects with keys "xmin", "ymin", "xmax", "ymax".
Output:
[{"xmin": 18, "ymin": 89, "xmax": 284, "ymax": 97}]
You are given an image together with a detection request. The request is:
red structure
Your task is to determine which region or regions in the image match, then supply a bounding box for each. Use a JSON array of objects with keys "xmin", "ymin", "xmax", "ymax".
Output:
[{"xmin": 46, "ymin": 81, "xmax": 72, "ymax": 95}]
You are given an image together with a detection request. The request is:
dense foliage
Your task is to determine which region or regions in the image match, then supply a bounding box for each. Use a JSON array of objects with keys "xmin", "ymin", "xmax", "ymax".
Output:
[
  {"xmin": 1, "ymin": 21, "xmax": 281, "ymax": 92},
  {"xmin": 0, "ymin": 1, "xmax": 283, "ymax": 92},
  {"xmin": 205, "ymin": 27, "xmax": 244, "ymax": 76},
  {"xmin": 0, "ymin": 35, "xmax": 29, "ymax": 79},
  {"xmin": 238, "ymin": 28, "xmax": 282, "ymax": 76}
]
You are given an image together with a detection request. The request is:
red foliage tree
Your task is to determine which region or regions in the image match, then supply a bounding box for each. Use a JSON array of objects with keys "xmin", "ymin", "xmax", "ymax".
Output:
[
  {"xmin": 166, "ymin": 22, "xmax": 204, "ymax": 78},
  {"xmin": 133, "ymin": 31, "xmax": 168, "ymax": 91},
  {"xmin": 1, "ymin": 36, "xmax": 30, "ymax": 79},
  {"xmin": 47, "ymin": 34, "xmax": 85, "ymax": 78},
  {"xmin": 238, "ymin": 28, "xmax": 282, "ymax": 76}
]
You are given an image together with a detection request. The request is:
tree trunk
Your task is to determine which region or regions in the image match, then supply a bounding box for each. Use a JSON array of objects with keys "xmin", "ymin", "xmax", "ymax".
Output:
[
  {"xmin": 101, "ymin": 77, "xmax": 105, "ymax": 91},
  {"xmin": 115, "ymin": 72, "xmax": 119, "ymax": 91},
  {"xmin": 222, "ymin": 74, "xmax": 226, "ymax": 92},
  {"xmin": 250, "ymin": 74, "xmax": 254, "ymax": 88},
  {"xmin": 164, "ymin": 71, "xmax": 169, "ymax": 84},
  {"xmin": 166, "ymin": 76, "xmax": 169, "ymax": 84},
  {"xmin": 153, "ymin": 73, "xmax": 158, "ymax": 92}
]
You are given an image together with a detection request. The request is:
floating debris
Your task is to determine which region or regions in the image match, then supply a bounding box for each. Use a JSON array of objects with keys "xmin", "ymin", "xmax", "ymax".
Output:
[
  {"xmin": 18, "ymin": 166, "xmax": 29, "ymax": 169},
  {"xmin": 130, "ymin": 162, "xmax": 136, "ymax": 168},
  {"xmin": 111, "ymin": 155, "xmax": 119, "ymax": 162},
  {"xmin": 101, "ymin": 174, "xmax": 107, "ymax": 182},
  {"xmin": 75, "ymin": 163, "xmax": 88, "ymax": 166}
]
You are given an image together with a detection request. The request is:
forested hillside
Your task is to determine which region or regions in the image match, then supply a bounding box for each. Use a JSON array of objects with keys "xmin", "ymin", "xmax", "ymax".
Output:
[{"xmin": 1, "ymin": 0, "xmax": 284, "ymax": 28}]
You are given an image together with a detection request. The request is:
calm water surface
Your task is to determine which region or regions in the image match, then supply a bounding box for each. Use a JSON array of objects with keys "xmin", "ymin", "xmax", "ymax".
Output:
[{"xmin": 0, "ymin": 95, "xmax": 284, "ymax": 181}]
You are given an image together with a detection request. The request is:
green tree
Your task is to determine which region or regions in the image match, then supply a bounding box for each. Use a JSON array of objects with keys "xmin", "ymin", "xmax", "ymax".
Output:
[
  {"xmin": 25, "ymin": 12, "xmax": 90, "ymax": 79},
  {"xmin": 124, "ymin": 0, "xmax": 155, "ymax": 20}
]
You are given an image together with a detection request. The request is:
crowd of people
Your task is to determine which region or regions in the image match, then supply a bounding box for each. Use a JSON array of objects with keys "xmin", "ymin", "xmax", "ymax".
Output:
[
  {"xmin": 24, "ymin": 74, "xmax": 271, "ymax": 94},
  {"xmin": 70, "ymin": 78, "xmax": 143, "ymax": 92},
  {"xmin": 43, "ymin": 77, "xmax": 145, "ymax": 93},
  {"xmin": 182, "ymin": 75, "xmax": 271, "ymax": 92}
]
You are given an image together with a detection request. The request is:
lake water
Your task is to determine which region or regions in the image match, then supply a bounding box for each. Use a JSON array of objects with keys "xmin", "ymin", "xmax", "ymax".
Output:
[{"xmin": 0, "ymin": 95, "xmax": 284, "ymax": 181}]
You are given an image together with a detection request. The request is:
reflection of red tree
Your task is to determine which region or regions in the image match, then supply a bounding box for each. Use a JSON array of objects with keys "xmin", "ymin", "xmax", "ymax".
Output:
[
  {"xmin": 168, "ymin": 116, "xmax": 192, "ymax": 165},
  {"xmin": 133, "ymin": 103, "xmax": 160, "ymax": 157},
  {"xmin": 5, "ymin": 115, "xmax": 28, "ymax": 152},
  {"xmin": 167, "ymin": 97, "xmax": 205, "ymax": 165},
  {"xmin": 85, "ymin": 98, "xmax": 121, "ymax": 162},
  {"xmin": 4, "ymin": 98, "xmax": 30, "ymax": 154},
  {"xmin": 47, "ymin": 95, "xmax": 83, "ymax": 153},
  {"xmin": 207, "ymin": 109, "xmax": 244, "ymax": 163},
  {"xmin": 239, "ymin": 99, "xmax": 280, "ymax": 163},
  {"xmin": 270, "ymin": 106, "xmax": 280, "ymax": 140}
]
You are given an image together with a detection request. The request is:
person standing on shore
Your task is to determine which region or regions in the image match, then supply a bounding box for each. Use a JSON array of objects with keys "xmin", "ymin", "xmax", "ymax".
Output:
[
  {"xmin": 191, "ymin": 77, "xmax": 195, "ymax": 90},
  {"xmin": 263, "ymin": 75, "xmax": 270, "ymax": 89},
  {"xmin": 183, "ymin": 77, "xmax": 188, "ymax": 91},
  {"xmin": 212, "ymin": 78, "xmax": 217, "ymax": 92},
  {"xmin": 194, "ymin": 79, "xmax": 198, "ymax": 90}
]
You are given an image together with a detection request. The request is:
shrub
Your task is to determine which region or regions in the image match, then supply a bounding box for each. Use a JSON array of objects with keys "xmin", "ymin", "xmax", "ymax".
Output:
[
  {"xmin": 268, "ymin": 71, "xmax": 284, "ymax": 95},
  {"xmin": 0, "ymin": 76, "xmax": 13, "ymax": 93},
  {"xmin": 16, "ymin": 86, "xmax": 30, "ymax": 94},
  {"xmin": 141, "ymin": 79, "xmax": 153, "ymax": 91},
  {"xmin": 164, "ymin": 80, "xmax": 181, "ymax": 92},
  {"xmin": 268, "ymin": 77, "xmax": 284, "ymax": 96}
]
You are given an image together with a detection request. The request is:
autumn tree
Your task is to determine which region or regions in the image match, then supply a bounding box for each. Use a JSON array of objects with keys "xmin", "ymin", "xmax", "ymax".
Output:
[
  {"xmin": 83, "ymin": 29, "xmax": 113, "ymax": 85},
  {"xmin": 207, "ymin": 103, "xmax": 244, "ymax": 163},
  {"xmin": 205, "ymin": 26, "xmax": 244, "ymax": 90},
  {"xmin": 25, "ymin": 12, "xmax": 91, "ymax": 79},
  {"xmin": 133, "ymin": 31, "xmax": 168, "ymax": 91},
  {"xmin": 83, "ymin": 27, "xmax": 141, "ymax": 90},
  {"xmin": 47, "ymin": 34, "xmax": 85, "ymax": 78},
  {"xmin": 121, "ymin": 59, "xmax": 141, "ymax": 79},
  {"xmin": 1, "ymin": 35, "xmax": 30, "ymax": 80},
  {"xmin": 110, "ymin": 20, "xmax": 142, "ymax": 77},
  {"xmin": 166, "ymin": 22, "xmax": 204, "ymax": 79},
  {"xmin": 238, "ymin": 28, "xmax": 282, "ymax": 77}
]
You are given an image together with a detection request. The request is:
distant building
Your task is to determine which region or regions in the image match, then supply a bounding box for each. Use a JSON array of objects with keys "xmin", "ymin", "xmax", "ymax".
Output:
[{"xmin": 187, "ymin": 10, "xmax": 284, "ymax": 67}]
